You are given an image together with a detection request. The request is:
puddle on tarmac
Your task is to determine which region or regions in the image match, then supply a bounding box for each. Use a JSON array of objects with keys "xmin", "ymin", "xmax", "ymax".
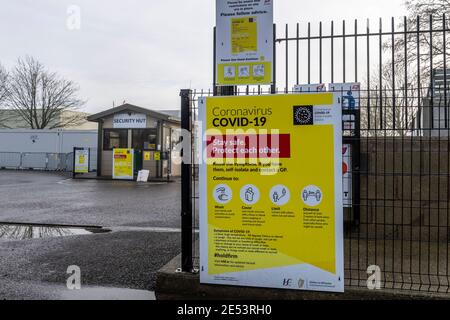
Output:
[{"xmin": 0, "ymin": 224, "xmax": 111, "ymax": 240}]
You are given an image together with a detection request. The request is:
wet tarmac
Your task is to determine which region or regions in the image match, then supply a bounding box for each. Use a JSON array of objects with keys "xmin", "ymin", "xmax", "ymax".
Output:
[
  {"xmin": 0, "ymin": 170, "xmax": 185, "ymax": 228},
  {"xmin": 0, "ymin": 170, "xmax": 183, "ymax": 300}
]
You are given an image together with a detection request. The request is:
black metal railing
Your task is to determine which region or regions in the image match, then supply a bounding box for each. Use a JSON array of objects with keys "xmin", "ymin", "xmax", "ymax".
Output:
[{"xmin": 181, "ymin": 14, "xmax": 450, "ymax": 294}]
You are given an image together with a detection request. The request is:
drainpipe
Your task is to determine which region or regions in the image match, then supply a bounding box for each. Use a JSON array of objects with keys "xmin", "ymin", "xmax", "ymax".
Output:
[
  {"xmin": 157, "ymin": 120, "xmax": 163, "ymax": 178},
  {"xmin": 97, "ymin": 120, "xmax": 103, "ymax": 177}
]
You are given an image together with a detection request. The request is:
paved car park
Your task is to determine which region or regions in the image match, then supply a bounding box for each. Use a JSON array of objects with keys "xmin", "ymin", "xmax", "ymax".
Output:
[{"xmin": 0, "ymin": 170, "xmax": 183, "ymax": 300}]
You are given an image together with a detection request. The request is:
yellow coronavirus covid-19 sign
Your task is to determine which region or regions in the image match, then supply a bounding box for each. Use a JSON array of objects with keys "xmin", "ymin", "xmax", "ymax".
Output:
[
  {"xmin": 199, "ymin": 93, "xmax": 344, "ymax": 292},
  {"xmin": 113, "ymin": 148, "xmax": 134, "ymax": 180}
]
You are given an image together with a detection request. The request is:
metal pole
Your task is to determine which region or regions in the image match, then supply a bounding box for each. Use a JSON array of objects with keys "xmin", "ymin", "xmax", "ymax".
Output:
[
  {"xmin": 72, "ymin": 147, "xmax": 76, "ymax": 179},
  {"xmin": 213, "ymin": 27, "xmax": 218, "ymax": 96},
  {"xmin": 159, "ymin": 121, "xmax": 164, "ymax": 179},
  {"xmin": 271, "ymin": 24, "xmax": 277, "ymax": 94},
  {"xmin": 97, "ymin": 120, "xmax": 103, "ymax": 177},
  {"xmin": 354, "ymin": 108, "xmax": 361, "ymax": 226},
  {"xmin": 180, "ymin": 89, "xmax": 193, "ymax": 272}
]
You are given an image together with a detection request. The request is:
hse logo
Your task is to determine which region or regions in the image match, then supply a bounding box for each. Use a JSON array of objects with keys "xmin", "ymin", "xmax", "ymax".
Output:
[
  {"xmin": 283, "ymin": 278, "xmax": 307, "ymax": 289},
  {"xmin": 293, "ymin": 106, "xmax": 314, "ymax": 126},
  {"xmin": 282, "ymin": 278, "xmax": 293, "ymax": 287}
]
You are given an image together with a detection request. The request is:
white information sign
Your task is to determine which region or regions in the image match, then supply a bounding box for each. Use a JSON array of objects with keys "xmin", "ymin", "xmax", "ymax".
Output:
[
  {"xmin": 215, "ymin": 0, "xmax": 273, "ymax": 86},
  {"xmin": 293, "ymin": 83, "xmax": 327, "ymax": 93}
]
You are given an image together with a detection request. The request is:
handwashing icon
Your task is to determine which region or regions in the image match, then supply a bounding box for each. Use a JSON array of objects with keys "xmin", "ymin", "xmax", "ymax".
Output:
[
  {"xmin": 216, "ymin": 187, "xmax": 229, "ymax": 201},
  {"xmin": 214, "ymin": 185, "xmax": 232, "ymax": 204}
]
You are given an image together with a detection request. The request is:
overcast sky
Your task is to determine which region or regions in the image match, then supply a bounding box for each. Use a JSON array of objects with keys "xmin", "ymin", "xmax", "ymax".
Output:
[{"xmin": 0, "ymin": 1, "xmax": 407, "ymax": 113}]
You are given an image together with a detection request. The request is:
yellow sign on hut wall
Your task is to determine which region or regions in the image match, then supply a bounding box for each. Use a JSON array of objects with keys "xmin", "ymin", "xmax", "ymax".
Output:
[{"xmin": 112, "ymin": 148, "xmax": 134, "ymax": 180}]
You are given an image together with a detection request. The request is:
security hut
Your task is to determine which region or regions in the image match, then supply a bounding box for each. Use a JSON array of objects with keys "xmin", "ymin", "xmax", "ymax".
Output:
[{"xmin": 87, "ymin": 104, "xmax": 181, "ymax": 179}]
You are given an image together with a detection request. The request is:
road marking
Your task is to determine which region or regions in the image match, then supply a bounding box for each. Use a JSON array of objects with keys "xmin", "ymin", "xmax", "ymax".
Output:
[
  {"xmin": 60, "ymin": 286, "xmax": 155, "ymax": 300},
  {"xmin": 57, "ymin": 178, "xmax": 73, "ymax": 185}
]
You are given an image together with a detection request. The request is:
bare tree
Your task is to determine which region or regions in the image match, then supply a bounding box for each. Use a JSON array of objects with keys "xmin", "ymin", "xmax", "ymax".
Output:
[
  {"xmin": 0, "ymin": 63, "xmax": 12, "ymax": 128},
  {"xmin": 0, "ymin": 64, "xmax": 7, "ymax": 102},
  {"xmin": 5, "ymin": 56, "xmax": 86, "ymax": 129},
  {"xmin": 385, "ymin": 1, "xmax": 450, "ymax": 91},
  {"xmin": 361, "ymin": 69, "xmax": 421, "ymax": 136},
  {"xmin": 361, "ymin": 0, "xmax": 450, "ymax": 136},
  {"xmin": 385, "ymin": 1, "xmax": 450, "ymax": 87}
]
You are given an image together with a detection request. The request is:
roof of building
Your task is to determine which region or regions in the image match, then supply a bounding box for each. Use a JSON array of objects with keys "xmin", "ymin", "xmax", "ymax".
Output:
[
  {"xmin": 0, "ymin": 109, "xmax": 97, "ymax": 130},
  {"xmin": 87, "ymin": 103, "xmax": 180, "ymax": 124}
]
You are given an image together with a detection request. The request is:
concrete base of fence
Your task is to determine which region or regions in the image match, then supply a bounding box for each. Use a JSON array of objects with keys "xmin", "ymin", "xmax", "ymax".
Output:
[
  {"xmin": 155, "ymin": 253, "xmax": 450, "ymax": 300},
  {"xmin": 359, "ymin": 137, "xmax": 450, "ymax": 242}
]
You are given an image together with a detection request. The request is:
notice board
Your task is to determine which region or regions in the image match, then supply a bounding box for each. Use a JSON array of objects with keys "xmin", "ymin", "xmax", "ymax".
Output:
[{"xmin": 199, "ymin": 93, "xmax": 344, "ymax": 292}]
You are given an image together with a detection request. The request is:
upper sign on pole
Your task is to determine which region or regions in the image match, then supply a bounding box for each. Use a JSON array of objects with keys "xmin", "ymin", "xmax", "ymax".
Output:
[{"xmin": 215, "ymin": 0, "xmax": 273, "ymax": 86}]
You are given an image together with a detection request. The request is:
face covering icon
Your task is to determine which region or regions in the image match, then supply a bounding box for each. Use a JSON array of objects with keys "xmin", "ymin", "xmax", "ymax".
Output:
[{"xmin": 245, "ymin": 187, "xmax": 255, "ymax": 202}]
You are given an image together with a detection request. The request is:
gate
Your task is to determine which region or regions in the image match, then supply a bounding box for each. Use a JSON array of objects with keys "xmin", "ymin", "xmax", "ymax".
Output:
[{"xmin": 181, "ymin": 14, "xmax": 450, "ymax": 293}]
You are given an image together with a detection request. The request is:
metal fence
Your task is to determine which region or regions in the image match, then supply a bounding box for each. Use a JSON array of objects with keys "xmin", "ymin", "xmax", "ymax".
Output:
[
  {"xmin": 181, "ymin": 14, "xmax": 450, "ymax": 294},
  {"xmin": 0, "ymin": 149, "xmax": 97, "ymax": 172}
]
